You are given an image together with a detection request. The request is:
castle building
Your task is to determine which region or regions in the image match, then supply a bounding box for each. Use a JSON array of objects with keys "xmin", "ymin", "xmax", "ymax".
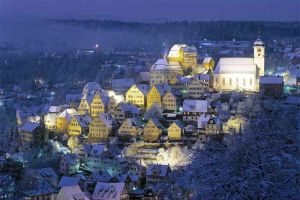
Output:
[
  {"xmin": 125, "ymin": 84, "xmax": 149, "ymax": 109},
  {"xmin": 150, "ymin": 59, "xmax": 183, "ymax": 86},
  {"xmin": 213, "ymin": 38, "xmax": 265, "ymax": 91},
  {"xmin": 167, "ymin": 44, "xmax": 198, "ymax": 73}
]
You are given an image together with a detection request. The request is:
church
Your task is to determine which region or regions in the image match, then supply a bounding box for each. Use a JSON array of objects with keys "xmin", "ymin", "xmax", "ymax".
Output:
[{"xmin": 213, "ymin": 38, "xmax": 265, "ymax": 91}]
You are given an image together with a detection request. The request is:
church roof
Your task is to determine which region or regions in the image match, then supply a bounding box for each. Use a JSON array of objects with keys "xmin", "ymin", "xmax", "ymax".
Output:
[
  {"xmin": 254, "ymin": 38, "xmax": 265, "ymax": 46},
  {"xmin": 214, "ymin": 58, "xmax": 258, "ymax": 74}
]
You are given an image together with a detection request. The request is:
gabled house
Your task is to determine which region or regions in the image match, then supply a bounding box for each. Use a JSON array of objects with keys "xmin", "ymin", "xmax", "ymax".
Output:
[
  {"xmin": 88, "ymin": 113, "xmax": 117, "ymax": 143},
  {"xmin": 125, "ymin": 84, "xmax": 149, "ymax": 109},
  {"xmin": 118, "ymin": 118, "xmax": 143, "ymax": 137},
  {"xmin": 56, "ymin": 108, "xmax": 78, "ymax": 133},
  {"xmin": 57, "ymin": 185, "xmax": 89, "ymax": 200},
  {"xmin": 19, "ymin": 122, "xmax": 43, "ymax": 151},
  {"xmin": 113, "ymin": 102, "xmax": 142, "ymax": 123},
  {"xmin": 168, "ymin": 120, "xmax": 185, "ymax": 141},
  {"xmin": 68, "ymin": 115, "xmax": 92, "ymax": 136},
  {"xmin": 146, "ymin": 164, "xmax": 171, "ymax": 185},
  {"xmin": 147, "ymin": 84, "xmax": 171, "ymax": 110},
  {"xmin": 143, "ymin": 118, "xmax": 164, "ymax": 142},
  {"xmin": 182, "ymin": 100, "xmax": 209, "ymax": 123},
  {"xmin": 162, "ymin": 91, "xmax": 178, "ymax": 112}
]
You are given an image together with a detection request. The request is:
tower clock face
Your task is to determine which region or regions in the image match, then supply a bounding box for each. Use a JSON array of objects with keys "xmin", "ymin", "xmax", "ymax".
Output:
[{"xmin": 257, "ymin": 48, "xmax": 261, "ymax": 52}]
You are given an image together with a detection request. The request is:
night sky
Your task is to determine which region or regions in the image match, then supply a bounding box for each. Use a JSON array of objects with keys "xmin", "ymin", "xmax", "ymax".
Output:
[{"xmin": 1, "ymin": 0, "xmax": 299, "ymax": 22}]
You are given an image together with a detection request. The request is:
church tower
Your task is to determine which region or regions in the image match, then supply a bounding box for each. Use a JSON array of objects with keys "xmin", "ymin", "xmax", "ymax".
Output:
[{"xmin": 253, "ymin": 37, "xmax": 265, "ymax": 76}]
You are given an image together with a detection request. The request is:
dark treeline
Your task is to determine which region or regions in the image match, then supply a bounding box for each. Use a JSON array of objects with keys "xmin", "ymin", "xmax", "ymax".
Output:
[{"xmin": 54, "ymin": 20, "xmax": 300, "ymax": 41}]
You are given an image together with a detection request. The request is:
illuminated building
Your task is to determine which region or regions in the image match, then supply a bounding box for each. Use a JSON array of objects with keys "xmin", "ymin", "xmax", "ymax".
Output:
[
  {"xmin": 125, "ymin": 84, "xmax": 149, "ymax": 109},
  {"xmin": 147, "ymin": 84, "xmax": 171, "ymax": 110},
  {"xmin": 168, "ymin": 120, "xmax": 185, "ymax": 141},
  {"xmin": 113, "ymin": 102, "xmax": 142, "ymax": 123},
  {"xmin": 88, "ymin": 113, "xmax": 117, "ymax": 143},
  {"xmin": 56, "ymin": 108, "xmax": 78, "ymax": 133},
  {"xmin": 202, "ymin": 57, "xmax": 215, "ymax": 70},
  {"xmin": 150, "ymin": 59, "xmax": 183, "ymax": 86},
  {"xmin": 143, "ymin": 118, "xmax": 164, "ymax": 142},
  {"xmin": 67, "ymin": 115, "xmax": 91, "ymax": 137},
  {"xmin": 118, "ymin": 117, "xmax": 143, "ymax": 137},
  {"xmin": 146, "ymin": 164, "xmax": 171, "ymax": 185},
  {"xmin": 162, "ymin": 91, "xmax": 178, "ymax": 111},
  {"xmin": 213, "ymin": 38, "xmax": 265, "ymax": 91},
  {"xmin": 253, "ymin": 38, "xmax": 265, "ymax": 76},
  {"xmin": 77, "ymin": 96, "xmax": 91, "ymax": 115},
  {"xmin": 90, "ymin": 92, "xmax": 109, "ymax": 118},
  {"xmin": 167, "ymin": 44, "xmax": 198, "ymax": 73}
]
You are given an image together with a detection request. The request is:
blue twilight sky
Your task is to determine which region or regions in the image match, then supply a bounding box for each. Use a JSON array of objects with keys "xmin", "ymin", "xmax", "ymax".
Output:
[{"xmin": 1, "ymin": 0, "xmax": 299, "ymax": 22}]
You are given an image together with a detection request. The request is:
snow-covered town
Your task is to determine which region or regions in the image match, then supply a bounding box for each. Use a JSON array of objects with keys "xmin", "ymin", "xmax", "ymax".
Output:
[{"xmin": 0, "ymin": 1, "xmax": 300, "ymax": 200}]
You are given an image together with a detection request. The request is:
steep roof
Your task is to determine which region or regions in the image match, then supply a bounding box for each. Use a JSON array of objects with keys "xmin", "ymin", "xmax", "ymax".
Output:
[
  {"xmin": 259, "ymin": 76, "xmax": 284, "ymax": 84},
  {"xmin": 151, "ymin": 59, "xmax": 168, "ymax": 70},
  {"xmin": 183, "ymin": 100, "xmax": 209, "ymax": 113},
  {"xmin": 58, "ymin": 176, "xmax": 80, "ymax": 187},
  {"xmin": 117, "ymin": 102, "xmax": 141, "ymax": 114},
  {"xmin": 57, "ymin": 185, "xmax": 89, "ymax": 200},
  {"xmin": 112, "ymin": 78, "xmax": 135, "ymax": 88},
  {"xmin": 168, "ymin": 44, "xmax": 187, "ymax": 58},
  {"xmin": 93, "ymin": 182, "xmax": 125, "ymax": 200},
  {"xmin": 82, "ymin": 81, "xmax": 102, "ymax": 96},
  {"xmin": 146, "ymin": 164, "xmax": 170, "ymax": 177},
  {"xmin": 20, "ymin": 122, "xmax": 40, "ymax": 132},
  {"xmin": 214, "ymin": 58, "xmax": 258, "ymax": 74}
]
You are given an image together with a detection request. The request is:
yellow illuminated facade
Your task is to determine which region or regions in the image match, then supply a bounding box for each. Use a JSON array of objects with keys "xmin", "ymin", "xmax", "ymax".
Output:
[
  {"xmin": 168, "ymin": 121, "xmax": 184, "ymax": 140},
  {"xmin": 202, "ymin": 57, "xmax": 215, "ymax": 70},
  {"xmin": 143, "ymin": 119, "xmax": 163, "ymax": 142},
  {"xmin": 126, "ymin": 84, "xmax": 148, "ymax": 109},
  {"xmin": 68, "ymin": 117, "xmax": 83, "ymax": 136},
  {"xmin": 90, "ymin": 92, "xmax": 106, "ymax": 118},
  {"xmin": 118, "ymin": 118, "xmax": 141, "ymax": 137},
  {"xmin": 167, "ymin": 44, "xmax": 198, "ymax": 73},
  {"xmin": 78, "ymin": 98, "xmax": 90, "ymax": 115},
  {"xmin": 88, "ymin": 117, "xmax": 112, "ymax": 143},
  {"xmin": 56, "ymin": 116, "xmax": 68, "ymax": 133},
  {"xmin": 147, "ymin": 85, "xmax": 163, "ymax": 110},
  {"xmin": 162, "ymin": 91, "xmax": 177, "ymax": 111}
]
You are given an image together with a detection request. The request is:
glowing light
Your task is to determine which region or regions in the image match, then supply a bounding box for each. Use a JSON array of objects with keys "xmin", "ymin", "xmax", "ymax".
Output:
[{"xmin": 95, "ymin": 43, "xmax": 99, "ymax": 48}]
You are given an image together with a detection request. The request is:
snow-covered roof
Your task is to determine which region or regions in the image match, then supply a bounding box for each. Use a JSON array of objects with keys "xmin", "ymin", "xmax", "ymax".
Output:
[
  {"xmin": 124, "ymin": 117, "xmax": 143, "ymax": 128},
  {"xmin": 195, "ymin": 73, "xmax": 210, "ymax": 81},
  {"xmin": 135, "ymin": 84, "xmax": 149, "ymax": 95},
  {"xmin": 74, "ymin": 115, "xmax": 92, "ymax": 128},
  {"xmin": 197, "ymin": 114, "xmax": 211, "ymax": 129},
  {"xmin": 152, "ymin": 84, "xmax": 171, "ymax": 96},
  {"xmin": 254, "ymin": 38, "xmax": 265, "ymax": 46},
  {"xmin": 116, "ymin": 102, "xmax": 141, "ymax": 114},
  {"xmin": 58, "ymin": 108, "xmax": 78, "ymax": 122},
  {"xmin": 182, "ymin": 46, "xmax": 197, "ymax": 53},
  {"xmin": 112, "ymin": 78, "xmax": 135, "ymax": 89},
  {"xmin": 170, "ymin": 120, "xmax": 185, "ymax": 129},
  {"xmin": 82, "ymin": 81, "xmax": 102, "ymax": 96},
  {"xmin": 98, "ymin": 113, "xmax": 116, "ymax": 128},
  {"xmin": 57, "ymin": 185, "xmax": 89, "ymax": 200},
  {"xmin": 20, "ymin": 122, "xmax": 40, "ymax": 132},
  {"xmin": 183, "ymin": 100, "xmax": 209, "ymax": 113},
  {"xmin": 139, "ymin": 72, "xmax": 151, "ymax": 82},
  {"xmin": 214, "ymin": 58, "xmax": 258, "ymax": 74},
  {"xmin": 259, "ymin": 76, "xmax": 284, "ymax": 84},
  {"xmin": 148, "ymin": 118, "xmax": 164, "ymax": 129},
  {"xmin": 203, "ymin": 57, "xmax": 213, "ymax": 64},
  {"xmin": 146, "ymin": 164, "xmax": 170, "ymax": 177},
  {"xmin": 48, "ymin": 106, "xmax": 63, "ymax": 113},
  {"xmin": 167, "ymin": 44, "xmax": 187, "ymax": 58},
  {"xmin": 93, "ymin": 182, "xmax": 125, "ymax": 200},
  {"xmin": 62, "ymin": 153, "xmax": 78, "ymax": 163},
  {"xmin": 58, "ymin": 176, "xmax": 80, "ymax": 187},
  {"xmin": 88, "ymin": 170, "xmax": 113, "ymax": 183},
  {"xmin": 151, "ymin": 59, "xmax": 168, "ymax": 70}
]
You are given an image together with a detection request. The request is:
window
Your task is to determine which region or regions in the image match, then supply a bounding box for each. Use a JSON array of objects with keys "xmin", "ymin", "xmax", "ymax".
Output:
[
  {"xmin": 223, "ymin": 78, "xmax": 225, "ymax": 85},
  {"xmin": 229, "ymin": 78, "xmax": 232, "ymax": 86},
  {"xmin": 250, "ymin": 78, "xmax": 252, "ymax": 85},
  {"xmin": 243, "ymin": 78, "xmax": 246, "ymax": 86}
]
